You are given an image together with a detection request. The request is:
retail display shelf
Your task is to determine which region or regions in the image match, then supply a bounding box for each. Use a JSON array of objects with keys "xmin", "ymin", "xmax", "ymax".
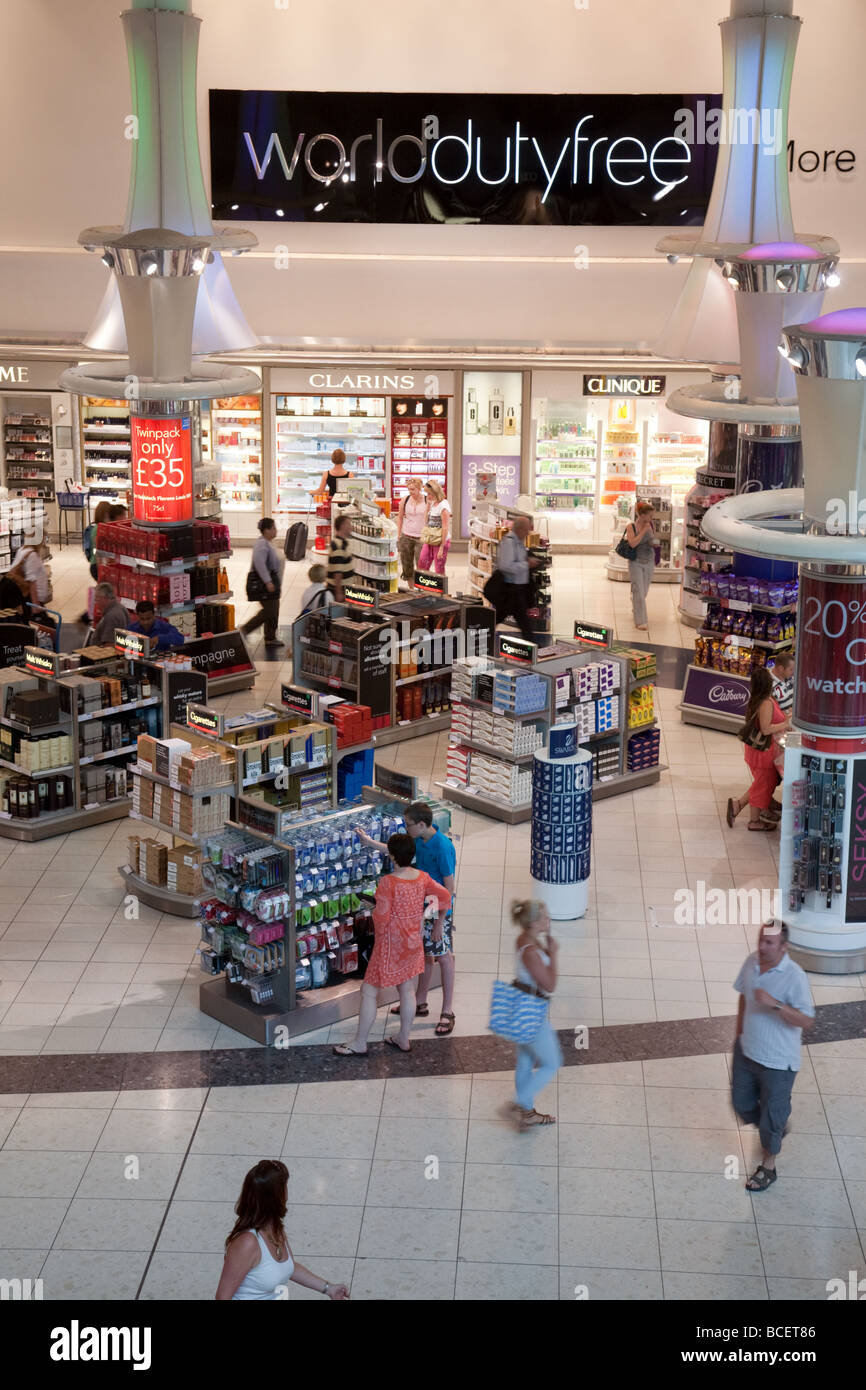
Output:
[
  {"xmin": 437, "ymin": 780, "xmax": 532, "ymax": 824},
  {"xmin": 450, "ymin": 736, "xmax": 537, "ymax": 764},
  {"xmin": 94, "ymin": 550, "xmax": 231, "ymax": 572},
  {"xmin": 80, "ymin": 746, "xmax": 138, "ymax": 766},
  {"xmin": 117, "ymin": 864, "xmax": 199, "ymax": 918},
  {"xmin": 0, "ymin": 715, "xmax": 67, "ymax": 735},
  {"xmin": 0, "ymin": 757, "xmax": 73, "ymax": 777},
  {"xmin": 0, "ymin": 799, "xmax": 131, "ymax": 842},
  {"xmin": 395, "ymin": 666, "xmax": 452, "ymax": 686},
  {"xmin": 626, "ymin": 720, "xmax": 657, "ymax": 737},
  {"xmin": 206, "ymin": 670, "xmax": 257, "ymax": 696},
  {"xmin": 452, "ymin": 696, "xmax": 544, "ymax": 722},
  {"xmin": 129, "ymin": 809, "xmax": 204, "ymax": 842},
  {"xmin": 372, "ymin": 713, "xmax": 451, "ymax": 745},
  {"xmin": 240, "ymin": 759, "xmax": 328, "ymax": 788},
  {"xmin": 78, "ymin": 697, "xmax": 161, "ymax": 722},
  {"xmin": 118, "ymin": 592, "xmax": 231, "ymax": 615},
  {"xmin": 699, "ymin": 628, "xmax": 790, "ymax": 651},
  {"xmin": 592, "ymin": 764, "xmax": 666, "ymax": 799},
  {"xmin": 129, "ymin": 763, "xmax": 235, "ymax": 795}
]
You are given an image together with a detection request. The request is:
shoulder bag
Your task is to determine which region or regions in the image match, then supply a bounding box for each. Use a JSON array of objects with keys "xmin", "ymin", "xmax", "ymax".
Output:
[
  {"xmin": 615, "ymin": 531, "xmax": 639, "ymax": 562},
  {"xmin": 737, "ymin": 712, "xmax": 772, "ymax": 752},
  {"xmin": 488, "ymin": 978, "xmax": 548, "ymax": 1044}
]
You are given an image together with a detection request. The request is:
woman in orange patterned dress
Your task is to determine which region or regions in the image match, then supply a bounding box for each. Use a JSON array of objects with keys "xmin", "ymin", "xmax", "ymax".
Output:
[{"xmin": 334, "ymin": 834, "xmax": 451, "ymax": 1056}]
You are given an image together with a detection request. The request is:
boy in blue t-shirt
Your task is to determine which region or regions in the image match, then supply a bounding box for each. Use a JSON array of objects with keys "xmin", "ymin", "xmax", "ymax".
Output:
[{"xmin": 358, "ymin": 799, "xmax": 457, "ymax": 1035}]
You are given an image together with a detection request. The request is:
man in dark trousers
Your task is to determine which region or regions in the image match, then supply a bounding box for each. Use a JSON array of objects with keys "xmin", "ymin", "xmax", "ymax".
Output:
[
  {"xmin": 731, "ymin": 921, "xmax": 815, "ymax": 1192},
  {"xmin": 494, "ymin": 515, "xmax": 538, "ymax": 643},
  {"xmin": 242, "ymin": 517, "xmax": 283, "ymax": 649}
]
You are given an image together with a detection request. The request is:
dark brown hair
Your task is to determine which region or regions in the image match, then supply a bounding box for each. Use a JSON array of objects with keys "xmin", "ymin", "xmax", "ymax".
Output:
[
  {"xmin": 405, "ymin": 801, "xmax": 433, "ymax": 828},
  {"xmin": 226, "ymin": 1160, "xmax": 289, "ymax": 1249},
  {"xmin": 635, "ymin": 501, "xmax": 654, "ymax": 516},
  {"xmin": 387, "ymin": 832, "xmax": 416, "ymax": 867},
  {"xmin": 331, "ymin": 448, "xmax": 347, "ymax": 467},
  {"xmin": 745, "ymin": 665, "xmax": 775, "ymax": 721}
]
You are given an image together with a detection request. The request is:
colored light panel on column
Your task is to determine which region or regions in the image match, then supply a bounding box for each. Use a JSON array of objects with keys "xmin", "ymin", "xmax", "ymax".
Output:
[{"xmin": 131, "ymin": 414, "xmax": 193, "ymax": 525}]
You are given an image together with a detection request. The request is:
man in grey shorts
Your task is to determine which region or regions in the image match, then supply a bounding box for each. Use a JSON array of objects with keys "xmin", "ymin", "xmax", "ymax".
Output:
[{"xmin": 731, "ymin": 921, "xmax": 815, "ymax": 1192}]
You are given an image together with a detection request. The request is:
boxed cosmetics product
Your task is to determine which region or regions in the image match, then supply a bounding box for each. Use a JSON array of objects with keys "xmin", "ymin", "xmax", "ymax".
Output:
[
  {"xmin": 143, "ymin": 839, "xmax": 168, "ymax": 886},
  {"xmin": 166, "ymin": 843, "xmax": 202, "ymax": 896},
  {"xmin": 137, "ymin": 735, "xmax": 192, "ymax": 780}
]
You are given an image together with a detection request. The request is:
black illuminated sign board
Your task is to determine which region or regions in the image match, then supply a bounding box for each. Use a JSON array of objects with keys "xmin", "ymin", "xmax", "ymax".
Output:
[
  {"xmin": 573, "ymin": 620, "xmax": 613, "ymax": 649},
  {"xmin": 583, "ymin": 374, "xmax": 666, "ymax": 397},
  {"xmin": 343, "ymin": 583, "xmax": 378, "ymax": 610},
  {"xmin": 209, "ymin": 91, "xmax": 719, "ymax": 226},
  {"xmin": 414, "ymin": 569, "xmax": 447, "ymax": 595},
  {"xmin": 497, "ymin": 634, "xmax": 537, "ymax": 664}
]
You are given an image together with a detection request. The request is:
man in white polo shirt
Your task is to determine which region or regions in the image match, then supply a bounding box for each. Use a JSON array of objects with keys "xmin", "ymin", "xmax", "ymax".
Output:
[{"xmin": 731, "ymin": 920, "xmax": 815, "ymax": 1192}]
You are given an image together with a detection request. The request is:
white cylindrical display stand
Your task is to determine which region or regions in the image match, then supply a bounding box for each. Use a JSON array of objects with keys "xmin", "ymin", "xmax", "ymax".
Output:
[{"xmin": 529, "ymin": 729, "xmax": 592, "ymax": 921}]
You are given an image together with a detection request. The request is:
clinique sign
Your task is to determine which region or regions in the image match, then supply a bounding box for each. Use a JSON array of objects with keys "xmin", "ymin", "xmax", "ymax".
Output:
[{"xmin": 210, "ymin": 91, "xmax": 720, "ymax": 226}]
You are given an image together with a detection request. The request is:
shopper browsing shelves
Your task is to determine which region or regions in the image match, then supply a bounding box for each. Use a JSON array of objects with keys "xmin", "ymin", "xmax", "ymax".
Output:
[
  {"xmin": 299, "ymin": 563, "xmax": 334, "ymax": 614},
  {"xmin": 360, "ymin": 800, "xmax": 458, "ymax": 1036},
  {"xmin": 509, "ymin": 899, "xmax": 562, "ymax": 1130},
  {"xmin": 241, "ymin": 517, "xmax": 283, "ymax": 649},
  {"xmin": 87, "ymin": 581, "xmax": 128, "ymax": 646},
  {"xmin": 731, "ymin": 922, "xmax": 815, "ymax": 1192},
  {"xmin": 492, "ymin": 515, "xmax": 538, "ymax": 644},
  {"xmin": 316, "ymin": 447, "xmax": 353, "ymax": 498},
  {"xmin": 128, "ymin": 600, "xmax": 184, "ymax": 651},
  {"xmin": 216, "ymin": 1160, "xmax": 350, "ymax": 1301},
  {"xmin": 623, "ymin": 500, "xmax": 656, "ymax": 630},
  {"xmin": 333, "ymin": 832, "xmax": 451, "ymax": 1056},
  {"xmin": 418, "ymin": 480, "xmax": 451, "ymax": 576},
  {"xmin": 396, "ymin": 476, "xmax": 429, "ymax": 583},
  {"xmin": 326, "ymin": 511, "xmax": 355, "ymax": 601},
  {"xmin": 727, "ymin": 667, "xmax": 790, "ymax": 831},
  {"xmin": 727, "ymin": 652, "xmax": 795, "ymax": 812}
]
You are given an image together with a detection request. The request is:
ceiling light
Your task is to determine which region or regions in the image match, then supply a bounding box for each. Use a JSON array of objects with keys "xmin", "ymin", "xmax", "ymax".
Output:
[
  {"xmin": 231, "ymin": 204, "xmax": 239, "ymax": 211},
  {"xmin": 141, "ymin": 254, "xmax": 158, "ymax": 276},
  {"xmin": 855, "ymin": 347, "xmax": 866, "ymax": 378},
  {"xmin": 192, "ymin": 256, "xmax": 206, "ymax": 273},
  {"xmin": 101, "ymin": 251, "xmax": 114, "ymax": 269},
  {"xmin": 666, "ymin": 254, "xmax": 679, "ymax": 264},
  {"xmin": 314, "ymin": 202, "xmax": 327, "ymax": 213},
  {"xmin": 275, "ymin": 209, "xmax": 285, "ymax": 217},
  {"xmin": 775, "ymin": 268, "xmax": 796, "ymax": 291},
  {"xmin": 341, "ymin": 174, "xmax": 350, "ymax": 184},
  {"xmin": 825, "ymin": 270, "xmax": 841, "ymax": 288}
]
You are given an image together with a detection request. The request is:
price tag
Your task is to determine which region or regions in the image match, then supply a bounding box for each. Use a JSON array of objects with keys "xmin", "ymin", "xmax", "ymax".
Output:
[
  {"xmin": 328, "ymin": 676, "xmax": 341, "ymax": 688},
  {"xmin": 328, "ymin": 641, "xmax": 342, "ymax": 653}
]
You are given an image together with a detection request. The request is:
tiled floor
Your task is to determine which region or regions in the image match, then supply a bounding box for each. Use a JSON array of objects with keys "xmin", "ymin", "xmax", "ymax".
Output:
[
  {"xmin": 2, "ymin": 1043, "xmax": 865, "ymax": 1300},
  {"xmin": 2, "ymin": 543, "xmax": 866, "ymax": 1300},
  {"xmin": 0, "ymin": 545, "xmax": 862, "ymax": 1056}
]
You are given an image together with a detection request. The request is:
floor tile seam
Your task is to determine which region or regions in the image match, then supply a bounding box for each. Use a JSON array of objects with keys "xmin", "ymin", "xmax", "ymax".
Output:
[
  {"xmin": 24, "ymin": 1104, "xmax": 117, "ymax": 1284},
  {"xmin": 133, "ymin": 1088, "xmax": 212, "ymax": 1300}
]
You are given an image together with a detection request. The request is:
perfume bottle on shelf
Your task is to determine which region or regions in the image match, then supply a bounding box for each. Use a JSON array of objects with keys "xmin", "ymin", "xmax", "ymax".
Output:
[
  {"xmin": 465, "ymin": 388, "xmax": 478, "ymax": 435},
  {"xmin": 489, "ymin": 389, "xmax": 504, "ymax": 436},
  {"xmin": 504, "ymin": 405, "xmax": 518, "ymax": 437}
]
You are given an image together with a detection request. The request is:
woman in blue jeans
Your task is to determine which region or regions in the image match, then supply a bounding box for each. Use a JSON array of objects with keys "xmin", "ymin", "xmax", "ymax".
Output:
[{"xmin": 509, "ymin": 900, "xmax": 562, "ymax": 1130}]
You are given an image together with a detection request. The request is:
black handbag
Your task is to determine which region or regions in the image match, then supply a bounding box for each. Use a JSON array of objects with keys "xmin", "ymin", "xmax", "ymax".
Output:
[
  {"xmin": 615, "ymin": 533, "xmax": 639, "ymax": 562},
  {"xmin": 482, "ymin": 570, "xmax": 508, "ymax": 609},
  {"xmin": 245, "ymin": 568, "xmax": 266, "ymax": 602},
  {"xmin": 737, "ymin": 714, "xmax": 772, "ymax": 752}
]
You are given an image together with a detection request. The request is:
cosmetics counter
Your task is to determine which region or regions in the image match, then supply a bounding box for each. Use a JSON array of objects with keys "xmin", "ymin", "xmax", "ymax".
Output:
[
  {"xmin": 93, "ymin": 515, "xmax": 256, "ymax": 695},
  {"xmin": 211, "ymin": 391, "xmax": 263, "ymax": 541},
  {"xmin": 439, "ymin": 631, "xmax": 663, "ymax": 823},
  {"xmin": 0, "ymin": 635, "xmax": 207, "ymax": 842},
  {"xmin": 680, "ymin": 572, "xmax": 798, "ymax": 733},
  {"xmin": 291, "ymin": 580, "xmax": 495, "ymax": 749},
  {"xmin": 0, "ymin": 498, "xmax": 47, "ymax": 574}
]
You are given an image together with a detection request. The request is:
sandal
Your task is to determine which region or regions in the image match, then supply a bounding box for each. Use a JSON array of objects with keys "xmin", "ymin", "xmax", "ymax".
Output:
[
  {"xmin": 332, "ymin": 1043, "xmax": 367, "ymax": 1056},
  {"xmin": 726, "ymin": 797, "xmax": 741, "ymax": 828},
  {"xmin": 748, "ymin": 821, "xmax": 776, "ymax": 832},
  {"xmin": 745, "ymin": 1164, "xmax": 777, "ymax": 1192},
  {"xmin": 390, "ymin": 1003, "xmax": 428, "ymax": 1017},
  {"xmin": 519, "ymin": 1108, "xmax": 556, "ymax": 1129},
  {"xmin": 384, "ymin": 1036, "xmax": 411, "ymax": 1053},
  {"xmin": 435, "ymin": 1012, "xmax": 456, "ymax": 1036}
]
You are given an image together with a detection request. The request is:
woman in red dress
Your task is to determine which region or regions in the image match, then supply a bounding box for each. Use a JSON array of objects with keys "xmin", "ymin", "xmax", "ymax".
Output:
[
  {"xmin": 334, "ymin": 834, "xmax": 451, "ymax": 1056},
  {"xmin": 728, "ymin": 667, "xmax": 790, "ymax": 831}
]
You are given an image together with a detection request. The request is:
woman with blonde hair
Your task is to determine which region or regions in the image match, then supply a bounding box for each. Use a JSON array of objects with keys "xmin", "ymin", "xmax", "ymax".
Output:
[
  {"xmin": 396, "ymin": 476, "xmax": 429, "ymax": 582},
  {"xmin": 508, "ymin": 899, "xmax": 562, "ymax": 1130},
  {"xmin": 418, "ymin": 480, "xmax": 451, "ymax": 576}
]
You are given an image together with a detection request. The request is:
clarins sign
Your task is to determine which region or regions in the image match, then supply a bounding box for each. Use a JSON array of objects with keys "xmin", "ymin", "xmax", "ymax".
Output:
[{"xmin": 209, "ymin": 91, "xmax": 719, "ymax": 226}]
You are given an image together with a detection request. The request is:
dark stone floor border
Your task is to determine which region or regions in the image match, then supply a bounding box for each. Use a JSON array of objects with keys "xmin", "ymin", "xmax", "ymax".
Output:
[{"xmin": 0, "ymin": 1000, "xmax": 863, "ymax": 1096}]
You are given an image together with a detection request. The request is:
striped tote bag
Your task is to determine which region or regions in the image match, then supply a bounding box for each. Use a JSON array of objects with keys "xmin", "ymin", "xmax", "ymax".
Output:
[{"xmin": 488, "ymin": 979, "xmax": 548, "ymax": 1044}]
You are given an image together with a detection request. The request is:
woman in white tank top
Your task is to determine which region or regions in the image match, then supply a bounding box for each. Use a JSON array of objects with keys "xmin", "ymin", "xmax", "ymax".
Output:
[
  {"xmin": 509, "ymin": 900, "xmax": 563, "ymax": 1131},
  {"xmin": 215, "ymin": 1160, "xmax": 350, "ymax": 1301}
]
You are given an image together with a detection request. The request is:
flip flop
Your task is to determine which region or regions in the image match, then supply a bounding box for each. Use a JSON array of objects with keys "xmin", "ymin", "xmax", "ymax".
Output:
[
  {"xmin": 384, "ymin": 1036, "xmax": 411, "ymax": 1053},
  {"xmin": 726, "ymin": 797, "xmax": 739, "ymax": 827},
  {"xmin": 332, "ymin": 1043, "xmax": 367, "ymax": 1056},
  {"xmin": 390, "ymin": 1003, "xmax": 429, "ymax": 1017},
  {"xmin": 748, "ymin": 822, "xmax": 776, "ymax": 831}
]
